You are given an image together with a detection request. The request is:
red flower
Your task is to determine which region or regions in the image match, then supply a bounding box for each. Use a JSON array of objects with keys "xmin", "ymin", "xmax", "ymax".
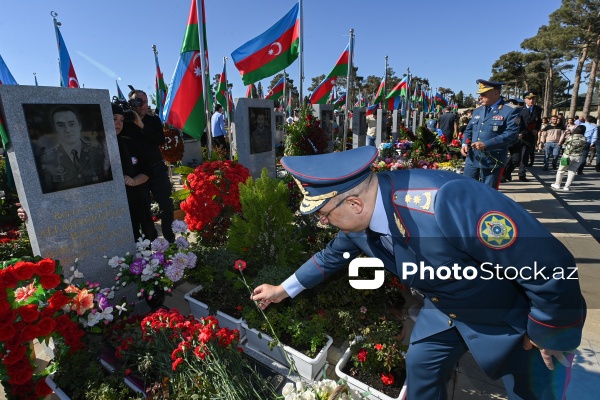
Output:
[
  {"xmin": 12, "ymin": 262, "xmax": 37, "ymax": 280},
  {"xmin": 7, "ymin": 359, "xmax": 34, "ymax": 385},
  {"xmin": 36, "ymin": 258, "xmax": 57, "ymax": 275},
  {"xmin": 357, "ymin": 348, "xmax": 368, "ymax": 363},
  {"xmin": 381, "ymin": 372, "xmax": 395, "ymax": 386},
  {"xmin": 1, "ymin": 267, "xmax": 18, "ymax": 287},
  {"xmin": 36, "ymin": 317, "xmax": 57, "ymax": 337},
  {"xmin": 47, "ymin": 291, "xmax": 72, "ymax": 310},
  {"xmin": 234, "ymin": 260, "xmax": 246, "ymax": 271},
  {"xmin": 374, "ymin": 343, "xmax": 383, "ymax": 351},
  {"xmin": 2, "ymin": 344, "xmax": 27, "ymax": 365},
  {"xmin": 35, "ymin": 378, "xmax": 53, "ymax": 397},
  {"xmin": 171, "ymin": 357, "xmax": 184, "ymax": 371},
  {"xmin": 39, "ymin": 274, "xmax": 61, "ymax": 290},
  {"xmin": 16, "ymin": 304, "xmax": 39, "ymax": 323}
]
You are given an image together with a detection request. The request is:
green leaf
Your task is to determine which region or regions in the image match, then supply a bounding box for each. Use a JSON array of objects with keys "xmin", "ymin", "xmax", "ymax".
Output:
[
  {"xmin": 173, "ymin": 166, "xmax": 195, "ymax": 176},
  {"xmin": 171, "ymin": 189, "xmax": 191, "ymax": 202}
]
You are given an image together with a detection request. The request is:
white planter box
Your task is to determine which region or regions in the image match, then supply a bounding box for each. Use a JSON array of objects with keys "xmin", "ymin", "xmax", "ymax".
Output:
[
  {"xmin": 241, "ymin": 321, "xmax": 333, "ymax": 381},
  {"xmin": 335, "ymin": 347, "xmax": 407, "ymax": 400},
  {"xmin": 184, "ymin": 285, "xmax": 210, "ymax": 320},
  {"xmin": 45, "ymin": 373, "xmax": 71, "ymax": 400}
]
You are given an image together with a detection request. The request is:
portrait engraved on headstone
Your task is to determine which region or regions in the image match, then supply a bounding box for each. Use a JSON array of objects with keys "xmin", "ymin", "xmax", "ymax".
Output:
[
  {"xmin": 23, "ymin": 104, "xmax": 113, "ymax": 194},
  {"xmin": 248, "ymin": 107, "xmax": 272, "ymax": 154}
]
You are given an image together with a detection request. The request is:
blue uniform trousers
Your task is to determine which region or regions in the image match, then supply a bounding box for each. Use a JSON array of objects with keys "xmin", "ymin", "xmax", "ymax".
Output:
[
  {"xmin": 406, "ymin": 328, "xmax": 573, "ymax": 400},
  {"xmin": 463, "ymin": 158, "xmax": 502, "ymax": 189}
]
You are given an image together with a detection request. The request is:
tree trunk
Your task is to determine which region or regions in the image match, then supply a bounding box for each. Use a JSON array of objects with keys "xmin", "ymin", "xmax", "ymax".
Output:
[
  {"xmin": 582, "ymin": 35, "xmax": 600, "ymax": 117},
  {"xmin": 543, "ymin": 59, "xmax": 553, "ymax": 118},
  {"xmin": 570, "ymin": 44, "xmax": 589, "ymax": 119}
]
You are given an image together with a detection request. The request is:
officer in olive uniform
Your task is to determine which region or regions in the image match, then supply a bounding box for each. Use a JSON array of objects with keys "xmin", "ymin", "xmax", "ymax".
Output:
[
  {"xmin": 38, "ymin": 106, "xmax": 110, "ymax": 193},
  {"xmin": 251, "ymin": 146, "xmax": 585, "ymax": 400},
  {"xmin": 461, "ymin": 79, "xmax": 520, "ymax": 189}
]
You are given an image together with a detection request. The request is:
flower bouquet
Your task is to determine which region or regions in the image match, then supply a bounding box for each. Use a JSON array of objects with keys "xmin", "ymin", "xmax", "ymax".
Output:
[
  {"xmin": 282, "ymin": 379, "xmax": 364, "ymax": 400},
  {"xmin": 0, "ymin": 257, "xmax": 129, "ymax": 399},
  {"xmin": 159, "ymin": 125, "xmax": 185, "ymax": 163},
  {"xmin": 111, "ymin": 308, "xmax": 280, "ymax": 399},
  {"xmin": 106, "ymin": 220, "xmax": 197, "ymax": 306}
]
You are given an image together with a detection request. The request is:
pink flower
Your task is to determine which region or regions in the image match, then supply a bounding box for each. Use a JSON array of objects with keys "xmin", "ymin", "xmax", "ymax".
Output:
[
  {"xmin": 360, "ymin": 306, "xmax": 367, "ymax": 314},
  {"xmin": 234, "ymin": 260, "xmax": 246, "ymax": 271},
  {"xmin": 14, "ymin": 283, "xmax": 36, "ymax": 302}
]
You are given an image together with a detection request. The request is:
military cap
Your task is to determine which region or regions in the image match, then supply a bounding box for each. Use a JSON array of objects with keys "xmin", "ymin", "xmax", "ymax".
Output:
[
  {"xmin": 523, "ymin": 91, "xmax": 537, "ymax": 99},
  {"xmin": 507, "ymin": 98, "xmax": 524, "ymax": 106},
  {"xmin": 281, "ymin": 146, "xmax": 378, "ymax": 214},
  {"xmin": 476, "ymin": 79, "xmax": 505, "ymax": 94}
]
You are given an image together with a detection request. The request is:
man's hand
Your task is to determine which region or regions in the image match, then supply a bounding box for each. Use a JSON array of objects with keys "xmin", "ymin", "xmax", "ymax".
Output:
[
  {"xmin": 132, "ymin": 111, "xmax": 144, "ymax": 129},
  {"xmin": 250, "ymin": 284, "xmax": 290, "ymax": 310},
  {"xmin": 461, "ymin": 144, "xmax": 469, "ymax": 157},
  {"xmin": 522, "ymin": 335, "xmax": 572, "ymax": 370},
  {"xmin": 16, "ymin": 203, "xmax": 27, "ymax": 222},
  {"xmin": 471, "ymin": 141, "xmax": 486, "ymax": 151}
]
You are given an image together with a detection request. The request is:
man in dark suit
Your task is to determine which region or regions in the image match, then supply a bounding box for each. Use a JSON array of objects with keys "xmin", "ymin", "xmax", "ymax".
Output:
[
  {"xmin": 251, "ymin": 146, "xmax": 585, "ymax": 400},
  {"xmin": 521, "ymin": 92, "xmax": 544, "ymax": 176}
]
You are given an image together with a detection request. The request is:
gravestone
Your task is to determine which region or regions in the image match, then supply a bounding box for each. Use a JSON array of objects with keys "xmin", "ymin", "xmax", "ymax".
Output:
[
  {"xmin": 312, "ymin": 104, "xmax": 335, "ymax": 151},
  {"xmin": 391, "ymin": 110, "xmax": 399, "ymax": 142},
  {"xmin": 231, "ymin": 98, "xmax": 276, "ymax": 179},
  {"xmin": 274, "ymin": 111, "xmax": 285, "ymax": 151},
  {"xmin": 181, "ymin": 138, "xmax": 203, "ymax": 167},
  {"xmin": 375, "ymin": 109, "xmax": 387, "ymax": 148},
  {"xmin": 352, "ymin": 107, "xmax": 366, "ymax": 148},
  {"xmin": 0, "ymin": 85, "xmax": 135, "ymax": 289}
]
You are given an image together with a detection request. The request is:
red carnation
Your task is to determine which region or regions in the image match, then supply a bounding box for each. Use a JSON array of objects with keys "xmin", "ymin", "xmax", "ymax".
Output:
[
  {"xmin": 47, "ymin": 291, "xmax": 72, "ymax": 310},
  {"xmin": 36, "ymin": 259, "xmax": 57, "ymax": 275},
  {"xmin": 381, "ymin": 372, "xmax": 395, "ymax": 386},
  {"xmin": 234, "ymin": 260, "xmax": 246, "ymax": 271},
  {"xmin": 357, "ymin": 348, "xmax": 368, "ymax": 363}
]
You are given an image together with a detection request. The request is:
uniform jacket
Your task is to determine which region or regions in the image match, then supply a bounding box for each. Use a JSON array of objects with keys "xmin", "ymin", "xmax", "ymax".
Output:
[
  {"xmin": 463, "ymin": 100, "xmax": 520, "ymax": 169},
  {"xmin": 39, "ymin": 140, "xmax": 110, "ymax": 193},
  {"xmin": 293, "ymin": 169, "xmax": 585, "ymax": 379},
  {"xmin": 521, "ymin": 104, "xmax": 543, "ymax": 144}
]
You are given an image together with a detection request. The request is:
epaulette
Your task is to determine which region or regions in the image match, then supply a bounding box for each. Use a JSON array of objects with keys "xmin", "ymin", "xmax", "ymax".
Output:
[
  {"xmin": 393, "ymin": 189, "xmax": 438, "ymax": 214},
  {"xmin": 505, "ymin": 103, "xmax": 517, "ymax": 108}
]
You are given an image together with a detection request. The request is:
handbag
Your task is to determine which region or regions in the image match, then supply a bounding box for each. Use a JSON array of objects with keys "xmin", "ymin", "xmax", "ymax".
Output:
[{"xmin": 560, "ymin": 157, "xmax": 570, "ymax": 166}]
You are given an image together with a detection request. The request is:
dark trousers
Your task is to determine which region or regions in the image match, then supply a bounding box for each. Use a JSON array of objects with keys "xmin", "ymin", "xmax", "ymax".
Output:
[
  {"xmin": 127, "ymin": 185, "xmax": 157, "ymax": 241},
  {"xmin": 577, "ymin": 143, "xmax": 591, "ymax": 174},
  {"xmin": 406, "ymin": 328, "xmax": 573, "ymax": 400},
  {"xmin": 213, "ymin": 135, "xmax": 226, "ymax": 148},
  {"xmin": 504, "ymin": 143, "xmax": 524, "ymax": 179},
  {"xmin": 147, "ymin": 162, "xmax": 175, "ymax": 242}
]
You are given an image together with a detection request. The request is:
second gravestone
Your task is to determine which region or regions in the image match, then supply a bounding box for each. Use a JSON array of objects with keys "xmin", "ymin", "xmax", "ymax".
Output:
[{"xmin": 0, "ymin": 85, "xmax": 135, "ymax": 289}]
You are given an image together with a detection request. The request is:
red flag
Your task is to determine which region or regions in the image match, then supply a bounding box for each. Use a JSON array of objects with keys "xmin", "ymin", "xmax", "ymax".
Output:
[{"xmin": 310, "ymin": 44, "xmax": 349, "ymax": 105}]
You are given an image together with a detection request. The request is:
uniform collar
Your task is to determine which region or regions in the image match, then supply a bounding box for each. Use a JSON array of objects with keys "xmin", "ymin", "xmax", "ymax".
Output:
[{"xmin": 369, "ymin": 187, "xmax": 391, "ymax": 236}]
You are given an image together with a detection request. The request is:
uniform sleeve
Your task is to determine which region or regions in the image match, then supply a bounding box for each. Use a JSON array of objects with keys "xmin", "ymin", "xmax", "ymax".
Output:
[
  {"xmin": 481, "ymin": 106, "xmax": 520, "ymax": 151},
  {"xmin": 293, "ymin": 231, "xmax": 364, "ymax": 290},
  {"xmin": 434, "ymin": 179, "xmax": 585, "ymax": 351}
]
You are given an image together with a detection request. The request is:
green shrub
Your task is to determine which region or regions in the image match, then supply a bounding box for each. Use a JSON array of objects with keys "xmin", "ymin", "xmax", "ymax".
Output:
[{"xmin": 227, "ymin": 168, "xmax": 302, "ymax": 268}]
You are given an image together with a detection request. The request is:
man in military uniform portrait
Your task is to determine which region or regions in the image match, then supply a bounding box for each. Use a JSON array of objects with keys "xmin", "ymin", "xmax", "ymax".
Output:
[
  {"xmin": 26, "ymin": 104, "xmax": 112, "ymax": 194},
  {"xmin": 249, "ymin": 108, "xmax": 272, "ymax": 154},
  {"xmin": 461, "ymin": 79, "xmax": 520, "ymax": 188}
]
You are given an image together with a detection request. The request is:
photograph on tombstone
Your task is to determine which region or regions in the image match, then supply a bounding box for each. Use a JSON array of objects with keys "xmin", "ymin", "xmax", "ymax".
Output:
[
  {"xmin": 275, "ymin": 114, "xmax": 284, "ymax": 131},
  {"xmin": 321, "ymin": 110, "xmax": 333, "ymax": 140},
  {"xmin": 23, "ymin": 103, "xmax": 113, "ymax": 194},
  {"xmin": 248, "ymin": 107, "xmax": 272, "ymax": 154}
]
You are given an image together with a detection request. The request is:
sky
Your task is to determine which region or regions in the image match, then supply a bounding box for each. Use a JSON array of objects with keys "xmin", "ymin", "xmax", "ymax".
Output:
[{"xmin": 1, "ymin": 0, "xmax": 564, "ymax": 103}]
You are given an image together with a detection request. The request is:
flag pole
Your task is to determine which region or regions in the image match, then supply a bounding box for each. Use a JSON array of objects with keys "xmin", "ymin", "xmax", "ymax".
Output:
[
  {"xmin": 405, "ymin": 67, "xmax": 411, "ymax": 128},
  {"xmin": 34, "ymin": 73, "xmax": 38, "ymax": 86},
  {"xmin": 283, "ymin": 69, "xmax": 287, "ymax": 116},
  {"xmin": 223, "ymin": 56, "xmax": 231, "ymax": 131},
  {"xmin": 382, "ymin": 55, "xmax": 388, "ymax": 112},
  {"xmin": 298, "ymin": 0, "xmax": 304, "ymax": 107},
  {"xmin": 51, "ymin": 11, "xmax": 63, "ymax": 87},
  {"xmin": 196, "ymin": 0, "xmax": 212, "ymax": 158},
  {"xmin": 343, "ymin": 28, "xmax": 354, "ymax": 152}
]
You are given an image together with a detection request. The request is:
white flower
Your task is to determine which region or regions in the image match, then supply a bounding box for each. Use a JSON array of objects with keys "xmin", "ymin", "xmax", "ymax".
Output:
[
  {"xmin": 282, "ymin": 383, "xmax": 295, "ymax": 396},
  {"xmin": 115, "ymin": 303, "xmax": 128, "ymax": 315},
  {"xmin": 86, "ymin": 312, "xmax": 102, "ymax": 327},
  {"xmin": 108, "ymin": 256, "xmax": 124, "ymax": 268},
  {"xmin": 300, "ymin": 392, "xmax": 316, "ymax": 400},
  {"xmin": 295, "ymin": 381, "xmax": 306, "ymax": 392}
]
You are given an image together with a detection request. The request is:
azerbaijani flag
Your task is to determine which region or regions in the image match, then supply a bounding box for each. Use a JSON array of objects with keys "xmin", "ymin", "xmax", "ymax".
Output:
[
  {"xmin": 435, "ymin": 92, "xmax": 448, "ymax": 107},
  {"xmin": 245, "ymin": 84, "xmax": 254, "ymax": 98},
  {"xmin": 373, "ymin": 78, "xmax": 385, "ymax": 104},
  {"xmin": 232, "ymin": 3, "xmax": 299, "ymax": 85},
  {"xmin": 265, "ymin": 76, "xmax": 285, "ymax": 100},
  {"xmin": 385, "ymin": 96, "xmax": 401, "ymax": 111},
  {"xmin": 0, "ymin": 53, "xmax": 18, "ymax": 147},
  {"xmin": 154, "ymin": 51, "xmax": 168, "ymax": 118},
  {"xmin": 215, "ymin": 63, "xmax": 228, "ymax": 113},
  {"xmin": 333, "ymin": 92, "xmax": 346, "ymax": 109},
  {"xmin": 366, "ymin": 103, "xmax": 379, "ymax": 116},
  {"xmin": 54, "ymin": 24, "xmax": 79, "ymax": 88},
  {"xmin": 162, "ymin": 0, "xmax": 207, "ymax": 139},
  {"xmin": 386, "ymin": 76, "xmax": 408, "ymax": 99},
  {"xmin": 310, "ymin": 44, "xmax": 349, "ymax": 105},
  {"xmin": 116, "ymin": 80, "xmax": 126, "ymax": 101}
]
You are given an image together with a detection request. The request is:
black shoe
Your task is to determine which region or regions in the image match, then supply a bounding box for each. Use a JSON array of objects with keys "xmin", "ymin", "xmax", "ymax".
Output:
[
  {"xmin": 501, "ymin": 177, "xmax": 508, "ymax": 183},
  {"xmin": 552, "ymin": 165, "xmax": 558, "ymax": 170},
  {"xmin": 519, "ymin": 176, "xmax": 529, "ymax": 182},
  {"xmin": 542, "ymin": 167, "xmax": 548, "ymax": 171},
  {"xmin": 577, "ymin": 171, "xmax": 584, "ymax": 175},
  {"xmin": 596, "ymin": 164, "xmax": 600, "ymax": 172}
]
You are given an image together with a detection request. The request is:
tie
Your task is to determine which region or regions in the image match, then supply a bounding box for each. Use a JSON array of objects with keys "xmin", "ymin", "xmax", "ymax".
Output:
[
  {"xmin": 71, "ymin": 149, "xmax": 80, "ymax": 170},
  {"xmin": 485, "ymin": 106, "xmax": 491, "ymax": 117},
  {"xmin": 367, "ymin": 228, "xmax": 394, "ymax": 256}
]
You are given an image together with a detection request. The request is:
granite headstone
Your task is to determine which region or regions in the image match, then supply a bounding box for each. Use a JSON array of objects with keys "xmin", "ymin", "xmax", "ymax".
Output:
[
  {"xmin": 352, "ymin": 107, "xmax": 366, "ymax": 148},
  {"xmin": 231, "ymin": 98, "xmax": 276, "ymax": 179},
  {"xmin": 0, "ymin": 85, "xmax": 135, "ymax": 288}
]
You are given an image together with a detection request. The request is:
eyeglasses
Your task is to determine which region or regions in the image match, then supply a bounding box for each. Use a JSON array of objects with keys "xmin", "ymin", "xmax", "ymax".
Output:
[{"xmin": 314, "ymin": 195, "xmax": 352, "ymax": 223}]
